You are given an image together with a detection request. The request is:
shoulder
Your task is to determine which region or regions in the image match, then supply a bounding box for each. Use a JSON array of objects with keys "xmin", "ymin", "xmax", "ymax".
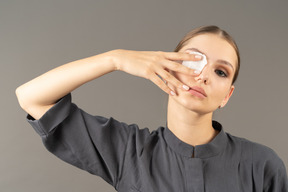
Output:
[
  {"xmin": 228, "ymin": 133, "xmax": 283, "ymax": 164},
  {"xmin": 124, "ymin": 124, "xmax": 165, "ymax": 148},
  {"xmin": 226, "ymin": 133, "xmax": 286, "ymax": 175}
]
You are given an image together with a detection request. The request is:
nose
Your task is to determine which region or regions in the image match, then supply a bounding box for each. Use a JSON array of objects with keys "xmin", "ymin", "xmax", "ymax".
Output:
[{"xmin": 194, "ymin": 65, "xmax": 209, "ymax": 84}]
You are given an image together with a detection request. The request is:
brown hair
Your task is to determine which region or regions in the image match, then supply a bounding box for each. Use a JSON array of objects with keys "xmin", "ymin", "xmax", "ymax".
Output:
[{"xmin": 174, "ymin": 25, "xmax": 240, "ymax": 84}]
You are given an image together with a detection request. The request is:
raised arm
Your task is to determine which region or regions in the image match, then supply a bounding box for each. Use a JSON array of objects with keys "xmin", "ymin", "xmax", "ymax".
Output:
[{"xmin": 16, "ymin": 49, "xmax": 201, "ymax": 119}]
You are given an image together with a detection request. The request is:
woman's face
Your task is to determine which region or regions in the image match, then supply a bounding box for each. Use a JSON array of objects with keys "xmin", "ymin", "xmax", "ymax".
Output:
[{"xmin": 170, "ymin": 33, "xmax": 238, "ymax": 114}]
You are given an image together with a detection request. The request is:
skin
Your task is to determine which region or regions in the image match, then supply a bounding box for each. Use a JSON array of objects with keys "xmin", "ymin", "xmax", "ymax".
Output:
[
  {"xmin": 16, "ymin": 50, "xmax": 201, "ymax": 119},
  {"xmin": 167, "ymin": 33, "xmax": 238, "ymax": 147},
  {"xmin": 15, "ymin": 33, "xmax": 237, "ymax": 151}
]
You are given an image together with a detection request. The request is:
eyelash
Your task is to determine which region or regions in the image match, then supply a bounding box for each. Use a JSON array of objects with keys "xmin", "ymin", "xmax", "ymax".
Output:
[{"xmin": 215, "ymin": 69, "xmax": 228, "ymax": 78}]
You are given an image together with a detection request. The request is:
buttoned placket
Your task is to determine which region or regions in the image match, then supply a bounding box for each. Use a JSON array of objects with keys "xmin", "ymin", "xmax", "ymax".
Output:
[
  {"xmin": 185, "ymin": 156, "xmax": 204, "ymax": 192},
  {"xmin": 164, "ymin": 121, "xmax": 227, "ymax": 192}
]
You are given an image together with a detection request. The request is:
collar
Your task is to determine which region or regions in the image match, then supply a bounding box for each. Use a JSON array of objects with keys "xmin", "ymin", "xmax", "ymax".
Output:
[{"xmin": 164, "ymin": 121, "xmax": 228, "ymax": 158}]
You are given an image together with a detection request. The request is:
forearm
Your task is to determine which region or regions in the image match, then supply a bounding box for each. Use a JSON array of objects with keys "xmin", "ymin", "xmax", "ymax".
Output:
[{"xmin": 16, "ymin": 51, "xmax": 116, "ymax": 119}]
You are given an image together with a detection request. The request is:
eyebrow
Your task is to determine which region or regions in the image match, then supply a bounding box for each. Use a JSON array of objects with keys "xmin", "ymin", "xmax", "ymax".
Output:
[{"xmin": 185, "ymin": 48, "xmax": 235, "ymax": 71}]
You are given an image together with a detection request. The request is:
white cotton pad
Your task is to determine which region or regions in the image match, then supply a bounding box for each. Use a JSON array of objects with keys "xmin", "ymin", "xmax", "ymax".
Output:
[{"xmin": 182, "ymin": 51, "xmax": 207, "ymax": 72}]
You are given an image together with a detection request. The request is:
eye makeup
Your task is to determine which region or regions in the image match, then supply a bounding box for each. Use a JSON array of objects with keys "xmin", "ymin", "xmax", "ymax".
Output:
[{"xmin": 183, "ymin": 47, "xmax": 235, "ymax": 73}]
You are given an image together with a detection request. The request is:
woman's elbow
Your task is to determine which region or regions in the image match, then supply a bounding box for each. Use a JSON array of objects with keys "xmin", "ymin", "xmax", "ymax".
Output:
[{"xmin": 16, "ymin": 85, "xmax": 27, "ymax": 110}]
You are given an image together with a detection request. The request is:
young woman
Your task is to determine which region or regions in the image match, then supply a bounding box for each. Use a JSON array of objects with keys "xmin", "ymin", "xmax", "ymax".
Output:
[{"xmin": 16, "ymin": 26, "xmax": 287, "ymax": 191}]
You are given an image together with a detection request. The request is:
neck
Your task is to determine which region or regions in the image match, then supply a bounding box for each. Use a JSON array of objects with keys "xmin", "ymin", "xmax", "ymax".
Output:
[{"xmin": 167, "ymin": 97, "xmax": 218, "ymax": 147}]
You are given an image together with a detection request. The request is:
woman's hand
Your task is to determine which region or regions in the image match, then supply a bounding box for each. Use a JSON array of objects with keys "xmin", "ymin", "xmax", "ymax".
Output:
[{"xmin": 109, "ymin": 49, "xmax": 202, "ymax": 96}]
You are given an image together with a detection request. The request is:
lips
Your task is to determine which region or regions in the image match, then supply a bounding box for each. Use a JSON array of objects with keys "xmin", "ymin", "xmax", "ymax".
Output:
[{"xmin": 188, "ymin": 86, "xmax": 207, "ymax": 98}]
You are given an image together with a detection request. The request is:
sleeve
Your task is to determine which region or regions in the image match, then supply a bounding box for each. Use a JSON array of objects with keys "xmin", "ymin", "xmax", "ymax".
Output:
[
  {"xmin": 27, "ymin": 93, "xmax": 138, "ymax": 187},
  {"xmin": 252, "ymin": 143, "xmax": 288, "ymax": 192},
  {"xmin": 263, "ymin": 161, "xmax": 288, "ymax": 192},
  {"xmin": 263, "ymin": 158, "xmax": 288, "ymax": 192}
]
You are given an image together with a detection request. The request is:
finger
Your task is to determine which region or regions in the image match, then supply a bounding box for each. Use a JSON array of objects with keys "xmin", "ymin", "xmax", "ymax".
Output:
[
  {"xmin": 161, "ymin": 59, "xmax": 201, "ymax": 76},
  {"xmin": 156, "ymin": 69, "xmax": 190, "ymax": 91},
  {"xmin": 150, "ymin": 74, "xmax": 177, "ymax": 96},
  {"xmin": 163, "ymin": 51, "xmax": 202, "ymax": 62}
]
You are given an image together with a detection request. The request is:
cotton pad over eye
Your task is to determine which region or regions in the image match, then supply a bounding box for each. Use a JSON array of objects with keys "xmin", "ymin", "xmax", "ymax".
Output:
[{"xmin": 182, "ymin": 51, "xmax": 207, "ymax": 72}]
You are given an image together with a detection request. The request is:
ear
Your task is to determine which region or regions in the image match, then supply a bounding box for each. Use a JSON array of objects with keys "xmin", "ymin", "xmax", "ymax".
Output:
[{"xmin": 220, "ymin": 85, "xmax": 235, "ymax": 108}]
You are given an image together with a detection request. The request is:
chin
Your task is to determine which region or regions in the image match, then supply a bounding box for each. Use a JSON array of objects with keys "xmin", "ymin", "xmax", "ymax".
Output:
[
  {"xmin": 176, "ymin": 97, "xmax": 206, "ymax": 113},
  {"xmin": 172, "ymin": 94, "xmax": 217, "ymax": 115}
]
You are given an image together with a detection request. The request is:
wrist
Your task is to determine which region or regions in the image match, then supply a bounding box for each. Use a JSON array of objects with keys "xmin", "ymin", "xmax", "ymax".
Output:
[
  {"xmin": 89, "ymin": 50, "xmax": 119, "ymax": 73},
  {"xmin": 106, "ymin": 49, "xmax": 123, "ymax": 71}
]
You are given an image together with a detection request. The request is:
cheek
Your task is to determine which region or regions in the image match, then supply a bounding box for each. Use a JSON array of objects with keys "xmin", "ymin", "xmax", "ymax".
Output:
[{"xmin": 212, "ymin": 82, "xmax": 231, "ymax": 102}]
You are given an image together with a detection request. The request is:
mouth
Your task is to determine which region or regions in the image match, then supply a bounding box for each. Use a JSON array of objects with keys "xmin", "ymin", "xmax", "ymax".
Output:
[{"xmin": 188, "ymin": 86, "xmax": 207, "ymax": 98}]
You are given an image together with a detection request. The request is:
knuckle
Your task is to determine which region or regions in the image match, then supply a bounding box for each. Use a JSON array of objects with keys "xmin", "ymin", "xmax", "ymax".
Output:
[
  {"xmin": 143, "ymin": 68, "xmax": 152, "ymax": 77},
  {"xmin": 158, "ymin": 83, "xmax": 169, "ymax": 91},
  {"xmin": 172, "ymin": 62, "xmax": 181, "ymax": 69},
  {"xmin": 146, "ymin": 61, "xmax": 153, "ymax": 68},
  {"xmin": 169, "ymin": 62, "xmax": 180, "ymax": 71},
  {"xmin": 153, "ymin": 52, "xmax": 165, "ymax": 61},
  {"xmin": 161, "ymin": 72, "xmax": 170, "ymax": 80},
  {"xmin": 154, "ymin": 77, "xmax": 163, "ymax": 84},
  {"xmin": 177, "ymin": 53, "xmax": 184, "ymax": 60},
  {"xmin": 171, "ymin": 78, "xmax": 181, "ymax": 87},
  {"xmin": 155, "ymin": 55, "xmax": 163, "ymax": 62}
]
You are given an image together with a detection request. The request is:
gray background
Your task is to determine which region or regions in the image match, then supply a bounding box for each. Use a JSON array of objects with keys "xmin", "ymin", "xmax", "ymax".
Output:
[{"xmin": 1, "ymin": 0, "xmax": 287, "ymax": 191}]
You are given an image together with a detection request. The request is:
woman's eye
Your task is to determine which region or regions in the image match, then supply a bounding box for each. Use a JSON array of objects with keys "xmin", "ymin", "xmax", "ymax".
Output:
[{"xmin": 215, "ymin": 69, "xmax": 227, "ymax": 77}]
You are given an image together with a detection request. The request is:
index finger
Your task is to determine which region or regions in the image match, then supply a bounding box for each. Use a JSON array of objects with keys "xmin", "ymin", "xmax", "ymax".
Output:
[{"xmin": 164, "ymin": 51, "xmax": 202, "ymax": 62}]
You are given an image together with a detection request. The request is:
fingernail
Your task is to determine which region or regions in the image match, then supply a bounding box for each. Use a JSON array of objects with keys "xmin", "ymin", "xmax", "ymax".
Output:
[
  {"xmin": 182, "ymin": 85, "xmax": 189, "ymax": 90},
  {"xmin": 195, "ymin": 55, "xmax": 202, "ymax": 59},
  {"xmin": 194, "ymin": 70, "xmax": 200, "ymax": 74},
  {"xmin": 170, "ymin": 91, "xmax": 176, "ymax": 96}
]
